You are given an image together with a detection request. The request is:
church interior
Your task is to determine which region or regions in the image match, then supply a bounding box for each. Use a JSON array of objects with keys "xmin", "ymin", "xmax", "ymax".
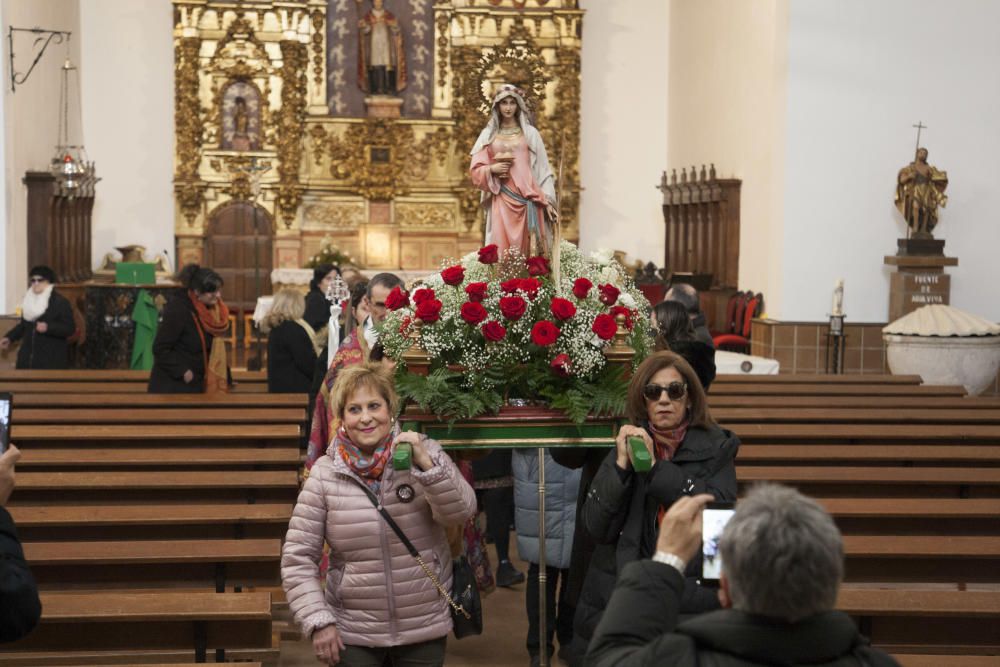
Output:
[{"xmin": 0, "ymin": 0, "xmax": 998, "ymax": 665}]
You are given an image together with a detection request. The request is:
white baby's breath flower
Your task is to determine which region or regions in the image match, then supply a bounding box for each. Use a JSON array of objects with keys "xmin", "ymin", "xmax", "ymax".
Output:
[
  {"xmin": 590, "ymin": 248, "xmax": 615, "ymax": 265},
  {"xmin": 619, "ymin": 293, "xmax": 637, "ymax": 308}
]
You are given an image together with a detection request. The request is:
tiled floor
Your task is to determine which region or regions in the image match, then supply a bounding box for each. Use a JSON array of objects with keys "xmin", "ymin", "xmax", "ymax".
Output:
[{"xmin": 279, "ymin": 540, "xmax": 566, "ymax": 667}]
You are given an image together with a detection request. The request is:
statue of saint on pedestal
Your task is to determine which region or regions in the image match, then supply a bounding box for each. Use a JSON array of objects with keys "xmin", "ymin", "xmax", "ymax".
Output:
[
  {"xmin": 895, "ymin": 147, "xmax": 948, "ymax": 239},
  {"xmin": 357, "ymin": 0, "xmax": 407, "ymax": 96}
]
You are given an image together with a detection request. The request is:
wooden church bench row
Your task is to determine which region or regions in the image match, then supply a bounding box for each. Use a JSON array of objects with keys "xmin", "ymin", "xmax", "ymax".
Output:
[
  {"xmin": 10, "ymin": 423, "xmax": 300, "ymax": 444},
  {"xmin": 0, "ymin": 369, "xmax": 267, "ymax": 383},
  {"xmin": 12, "ymin": 407, "xmax": 306, "ymax": 425},
  {"xmin": 733, "ymin": 423, "xmax": 1000, "ymax": 442},
  {"xmin": 738, "ymin": 444, "xmax": 1000, "ymax": 465},
  {"xmin": 0, "ymin": 381, "xmax": 268, "ymax": 394},
  {"xmin": 15, "ymin": 446, "xmax": 302, "ymax": 469},
  {"xmin": 708, "ymin": 395, "xmax": 1000, "ymax": 409},
  {"xmin": 0, "ymin": 652, "xmax": 273, "ymax": 666},
  {"xmin": 714, "ymin": 407, "xmax": 1000, "ymax": 424},
  {"xmin": 10, "ymin": 392, "xmax": 308, "ymax": 408}
]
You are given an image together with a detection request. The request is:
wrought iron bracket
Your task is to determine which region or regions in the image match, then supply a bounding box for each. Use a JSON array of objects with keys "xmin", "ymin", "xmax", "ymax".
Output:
[{"xmin": 8, "ymin": 26, "xmax": 72, "ymax": 92}]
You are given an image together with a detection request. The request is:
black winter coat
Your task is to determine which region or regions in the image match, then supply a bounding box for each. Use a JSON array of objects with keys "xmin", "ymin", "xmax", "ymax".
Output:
[
  {"xmin": 3, "ymin": 291, "xmax": 74, "ymax": 369},
  {"xmin": 303, "ymin": 288, "xmax": 331, "ymax": 331},
  {"xmin": 0, "ymin": 507, "xmax": 42, "ymax": 643},
  {"xmin": 570, "ymin": 424, "xmax": 739, "ymax": 657},
  {"xmin": 267, "ymin": 320, "xmax": 317, "ymax": 394},
  {"xmin": 588, "ymin": 560, "xmax": 900, "ymax": 667},
  {"xmin": 669, "ymin": 339, "xmax": 717, "ymax": 391},
  {"xmin": 148, "ymin": 296, "xmax": 212, "ymax": 394}
]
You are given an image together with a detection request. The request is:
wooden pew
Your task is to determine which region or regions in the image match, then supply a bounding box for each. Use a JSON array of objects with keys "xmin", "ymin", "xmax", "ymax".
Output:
[
  {"xmin": 732, "ymin": 423, "xmax": 1000, "ymax": 442},
  {"xmin": 12, "ymin": 470, "xmax": 300, "ymax": 503},
  {"xmin": 10, "ymin": 424, "xmax": 299, "ymax": 448},
  {"xmin": 0, "ymin": 381, "xmax": 268, "ymax": 393},
  {"xmin": 24, "ymin": 539, "xmax": 281, "ymax": 592},
  {"xmin": 9, "ymin": 503, "xmax": 293, "ymax": 541},
  {"xmin": 707, "ymin": 383, "xmax": 967, "ymax": 397},
  {"xmin": 714, "ymin": 373, "xmax": 924, "ymax": 384},
  {"xmin": 737, "ymin": 466, "xmax": 1000, "ymax": 498},
  {"xmin": 12, "ymin": 407, "xmax": 305, "ymax": 425},
  {"xmin": 16, "ymin": 447, "xmax": 301, "ymax": 470},
  {"xmin": 0, "ymin": 369, "xmax": 266, "ymax": 383},
  {"xmin": 842, "ymin": 535, "xmax": 1000, "ymax": 584},
  {"xmin": 836, "ymin": 588, "xmax": 1000, "ymax": 654},
  {"xmin": 715, "ymin": 407, "xmax": 1000, "ymax": 425},
  {"xmin": 709, "ymin": 395, "xmax": 1000, "ymax": 409},
  {"xmin": 820, "ymin": 498, "xmax": 1000, "ymax": 537},
  {"xmin": 12, "ymin": 392, "xmax": 307, "ymax": 408},
  {"xmin": 0, "ymin": 592, "xmax": 273, "ymax": 662},
  {"xmin": 739, "ymin": 444, "xmax": 1000, "ymax": 465},
  {"xmin": 895, "ymin": 656, "xmax": 1000, "ymax": 667}
]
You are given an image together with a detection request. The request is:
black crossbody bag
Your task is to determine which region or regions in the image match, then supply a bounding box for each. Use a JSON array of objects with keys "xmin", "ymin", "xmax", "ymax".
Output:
[{"xmin": 343, "ymin": 475, "xmax": 483, "ymax": 639}]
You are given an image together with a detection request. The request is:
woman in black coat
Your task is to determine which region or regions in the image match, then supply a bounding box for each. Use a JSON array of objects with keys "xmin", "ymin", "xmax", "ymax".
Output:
[
  {"xmin": 264, "ymin": 289, "xmax": 318, "ymax": 394},
  {"xmin": 653, "ymin": 300, "xmax": 716, "ymax": 391},
  {"xmin": 148, "ymin": 265, "xmax": 230, "ymax": 394},
  {"xmin": 0, "ymin": 266, "xmax": 75, "ymax": 369},
  {"xmin": 566, "ymin": 351, "xmax": 738, "ymax": 662},
  {"xmin": 302, "ymin": 264, "xmax": 341, "ymax": 332}
]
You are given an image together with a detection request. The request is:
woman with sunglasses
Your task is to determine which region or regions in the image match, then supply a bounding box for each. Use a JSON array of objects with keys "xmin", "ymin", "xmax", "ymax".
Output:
[
  {"xmin": 565, "ymin": 350, "xmax": 739, "ymax": 663},
  {"xmin": 0, "ymin": 266, "xmax": 75, "ymax": 369}
]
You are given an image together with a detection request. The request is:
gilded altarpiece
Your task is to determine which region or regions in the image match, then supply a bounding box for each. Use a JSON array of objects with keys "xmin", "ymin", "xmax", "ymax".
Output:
[{"xmin": 173, "ymin": 0, "xmax": 582, "ymax": 272}]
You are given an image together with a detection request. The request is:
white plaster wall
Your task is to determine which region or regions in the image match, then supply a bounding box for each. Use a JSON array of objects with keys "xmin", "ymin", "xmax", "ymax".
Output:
[
  {"xmin": 666, "ymin": 0, "xmax": 789, "ymax": 316},
  {"xmin": 782, "ymin": 0, "xmax": 1000, "ymax": 322},
  {"xmin": 1, "ymin": 0, "xmax": 81, "ymax": 313},
  {"xmin": 578, "ymin": 0, "xmax": 669, "ymax": 265},
  {"xmin": 80, "ymin": 0, "xmax": 174, "ymax": 274}
]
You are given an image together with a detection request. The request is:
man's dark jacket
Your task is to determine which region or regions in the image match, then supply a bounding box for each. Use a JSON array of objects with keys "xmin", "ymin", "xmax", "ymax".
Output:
[
  {"xmin": 3, "ymin": 290, "xmax": 74, "ymax": 369},
  {"xmin": 148, "ymin": 296, "xmax": 211, "ymax": 394},
  {"xmin": 587, "ymin": 559, "xmax": 900, "ymax": 667},
  {"xmin": 569, "ymin": 424, "xmax": 739, "ymax": 658},
  {"xmin": 0, "ymin": 507, "xmax": 41, "ymax": 643}
]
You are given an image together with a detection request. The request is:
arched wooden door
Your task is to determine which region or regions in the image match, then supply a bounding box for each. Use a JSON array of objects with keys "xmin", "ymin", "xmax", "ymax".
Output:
[{"xmin": 205, "ymin": 202, "xmax": 273, "ymax": 315}]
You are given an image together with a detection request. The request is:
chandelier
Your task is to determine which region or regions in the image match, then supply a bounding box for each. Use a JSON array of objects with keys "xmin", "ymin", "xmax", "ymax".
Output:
[{"xmin": 51, "ymin": 56, "xmax": 98, "ymax": 197}]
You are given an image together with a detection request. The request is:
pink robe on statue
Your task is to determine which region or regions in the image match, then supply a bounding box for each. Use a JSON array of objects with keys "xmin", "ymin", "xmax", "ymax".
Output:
[{"xmin": 470, "ymin": 140, "xmax": 549, "ymax": 257}]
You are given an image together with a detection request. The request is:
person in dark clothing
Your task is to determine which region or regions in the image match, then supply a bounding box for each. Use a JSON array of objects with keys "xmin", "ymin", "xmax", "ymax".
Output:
[
  {"xmin": 472, "ymin": 450, "xmax": 524, "ymax": 588},
  {"xmin": 587, "ymin": 486, "xmax": 901, "ymax": 667},
  {"xmin": 0, "ymin": 445, "xmax": 42, "ymax": 644},
  {"xmin": 310, "ymin": 280, "xmax": 369, "ymax": 401},
  {"xmin": 0, "ymin": 266, "xmax": 75, "ymax": 369},
  {"xmin": 264, "ymin": 288, "xmax": 318, "ymax": 394},
  {"xmin": 664, "ymin": 283, "xmax": 714, "ymax": 348},
  {"xmin": 148, "ymin": 265, "xmax": 231, "ymax": 394},
  {"xmin": 566, "ymin": 351, "xmax": 739, "ymax": 663},
  {"xmin": 653, "ymin": 300, "xmax": 716, "ymax": 391},
  {"xmin": 303, "ymin": 263, "xmax": 342, "ymax": 332}
]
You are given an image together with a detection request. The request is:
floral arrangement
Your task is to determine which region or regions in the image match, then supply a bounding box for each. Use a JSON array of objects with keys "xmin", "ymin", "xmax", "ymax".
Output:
[
  {"xmin": 305, "ymin": 236, "xmax": 357, "ymax": 269},
  {"xmin": 380, "ymin": 241, "xmax": 653, "ymax": 423}
]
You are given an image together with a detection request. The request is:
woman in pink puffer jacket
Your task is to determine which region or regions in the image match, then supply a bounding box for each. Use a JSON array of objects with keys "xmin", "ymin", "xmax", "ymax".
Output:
[{"xmin": 282, "ymin": 363, "xmax": 477, "ymax": 666}]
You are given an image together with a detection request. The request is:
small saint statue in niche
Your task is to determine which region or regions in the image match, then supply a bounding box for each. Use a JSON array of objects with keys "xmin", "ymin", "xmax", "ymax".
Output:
[
  {"xmin": 220, "ymin": 83, "xmax": 261, "ymax": 151},
  {"xmin": 831, "ymin": 279, "xmax": 844, "ymax": 317},
  {"xmin": 356, "ymin": 0, "xmax": 407, "ymax": 96},
  {"xmin": 895, "ymin": 146, "xmax": 948, "ymax": 238}
]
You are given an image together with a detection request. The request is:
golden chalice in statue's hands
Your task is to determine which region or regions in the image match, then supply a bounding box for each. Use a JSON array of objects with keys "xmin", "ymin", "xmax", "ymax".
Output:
[{"xmin": 494, "ymin": 151, "xmax": 514, "ymax": 180}]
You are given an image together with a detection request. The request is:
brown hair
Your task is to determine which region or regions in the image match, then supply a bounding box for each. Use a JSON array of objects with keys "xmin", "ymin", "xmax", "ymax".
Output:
[
  {"xmin": 330, "ymin": 363, "xmax": 399, "ymax": 422},
  {"xmin": 626, "ymin": 350, "xmax": 713, "ymax": 428}
]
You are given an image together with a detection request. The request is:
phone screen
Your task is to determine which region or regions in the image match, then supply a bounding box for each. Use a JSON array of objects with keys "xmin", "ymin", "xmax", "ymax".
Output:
[
  {"xmin": 0, "ymin": 392, "xmax": 11, "ymax": 454},
  {"xmin": 702, "ymin": 502, "xmax": 735, "ymax": 582}
]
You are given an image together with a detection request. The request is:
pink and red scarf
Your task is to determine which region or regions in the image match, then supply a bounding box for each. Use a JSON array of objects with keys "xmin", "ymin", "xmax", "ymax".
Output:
[{"xmin": 333, "ymin": 427, "xmax": 393, "ymax": 492}]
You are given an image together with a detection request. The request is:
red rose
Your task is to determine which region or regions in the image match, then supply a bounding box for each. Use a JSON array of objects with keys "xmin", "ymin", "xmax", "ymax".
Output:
[
  {"xmin": 526, "ymin": 256, "xmax": 550, "ymax": 276},
  {"xmin": 572, "ymin": 278, "xmax": 593, "ymax": 299},
  {"xmin": 385, "ymin": 286, "xmax": 410, "ymax": 311},
  {"xmin": 399, "ymin": 315, "xmax": 413, "ymax": 334},
  {"xmin": 519, "ymin": 278, "xmax": 542, "ymax": 300},
  {"xmin": 441, "ymin": 265, "xmax": 465, "ymax": 286},
  {"xmin": 412, "ymin": 287, "xmax": 435, "ymax": 305},
  {"xmin": 460, "ymin": 301, "xmax": 488, "ymax": 326},
  {"xmin": 610, "ymin": 305, "xmax": 635, "ymax": 330},
  {"xmin": 592, "ymin": 313, "xmax": 618, "ymax": 340},
  {"xmin": 415, "ymin": 298, "xmax": 443, "ymax": 323},
  {"xmin": 499, "ymin": 296, "xmax": 527, "ymax": 321},
  {"xmin": 531, "ymin": 320, "xmax": 560, "ymax": 346},
  {"xmin": 550, "ymin": 353, "xmax": 571, "ymax": 377},
  {"xmin": 481, "ymin": 320, "xmax": 507, "ymax": 341},
  {"xmin": 478, "ymin": 244, "xmax": 499, "ymax": 265},
  {"xmin": 598, "ymin": 283, "xmax": 621, "ymax": 306},
  {"xmin": 550, "ymin": 297, "xmax": 577, "ymax": 321},
  {"xmin": 501, "ymin": 278, "xmax": 521, "ymax": 294},
  {"xmin": 465, "ymin": 282, "xmax": 488, "ymax": 302}
]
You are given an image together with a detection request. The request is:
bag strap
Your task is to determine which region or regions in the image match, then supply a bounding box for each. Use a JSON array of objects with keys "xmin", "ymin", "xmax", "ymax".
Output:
[{"xmin": 341, "ymin": 474, "xmax": 472, "ymax": 620}]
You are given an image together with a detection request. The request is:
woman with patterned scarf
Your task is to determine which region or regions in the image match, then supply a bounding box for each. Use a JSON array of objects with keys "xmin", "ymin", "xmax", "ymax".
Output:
[
  {"xmin": 148, "ymin": 264, "xmax": 231, "ymax": 394},
  {"xmin": 282, "ymin": 363, "xmax": 476, "ymax": 666},
  {"xmin": 563, "ymin": 351, "xmax": 739, "ymax": 666}
]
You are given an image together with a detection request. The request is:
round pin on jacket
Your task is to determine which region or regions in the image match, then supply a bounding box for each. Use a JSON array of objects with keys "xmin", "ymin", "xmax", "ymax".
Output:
[{"xmin": 396, "ymin": 484, "xmax": 415, "ymax": 503}]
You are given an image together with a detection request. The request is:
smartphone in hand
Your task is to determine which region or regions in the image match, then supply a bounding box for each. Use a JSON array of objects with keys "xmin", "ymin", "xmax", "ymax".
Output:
[
  {"xmin": 702, "ymin": 501, "xmax": 735, "ymax": 584},
  {"xmin": 0, "ymin": 392, "xmax": 11, "ymax": 454}
]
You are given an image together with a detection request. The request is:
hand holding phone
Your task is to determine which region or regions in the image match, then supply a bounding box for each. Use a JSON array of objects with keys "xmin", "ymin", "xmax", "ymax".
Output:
[
  {"xmin": 0, "ymin": 445, "xmax": 20, "ymax": 506},
  {"xmin": 701, "ymin": 502, "xmax": 736, "ymax": 584},
  {"xmin": 0, "ymin": 392, "xmax": 11, "ymax": 455},
  {"xmin": 655, "ymin": 494, "xmax": 715, "ymax": 566}
]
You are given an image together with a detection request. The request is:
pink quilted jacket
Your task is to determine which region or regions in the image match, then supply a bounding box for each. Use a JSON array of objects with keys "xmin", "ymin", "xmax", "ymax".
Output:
[{"xmin": 281, "ymin": 436, "xmax": 477, "ymax": 647}]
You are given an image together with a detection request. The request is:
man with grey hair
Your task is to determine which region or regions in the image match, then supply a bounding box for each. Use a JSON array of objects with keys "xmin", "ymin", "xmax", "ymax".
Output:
[
  {"xmin": 586, "ymin": 484, "xmax": 899, "ymax": 666},
  {"xmin": 664, "ymin": 284, "xmax": 714, "ymax": 348}
]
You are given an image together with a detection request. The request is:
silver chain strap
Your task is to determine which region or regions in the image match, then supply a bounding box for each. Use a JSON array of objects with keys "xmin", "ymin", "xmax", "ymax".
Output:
[{"xmin": 413, "ymin": 554, "xmax": 472, "ymax": 620}]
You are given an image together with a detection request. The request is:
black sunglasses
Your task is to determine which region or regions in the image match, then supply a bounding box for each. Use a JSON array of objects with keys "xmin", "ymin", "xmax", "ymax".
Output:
[
  {"xmin": 643, "ymin": 381, "xmax": 687, "ymax": 402},
  {"xmin": 28, "ymin": 277, "xmax": 46, "ymax": 284}
]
